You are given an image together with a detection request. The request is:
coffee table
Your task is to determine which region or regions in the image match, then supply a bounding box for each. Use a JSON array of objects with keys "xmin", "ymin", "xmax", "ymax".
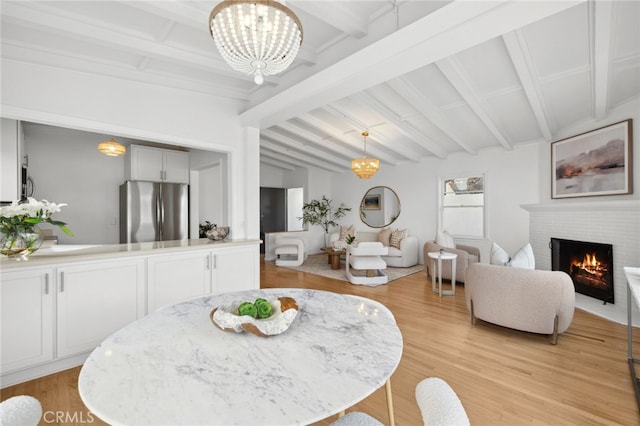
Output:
[
  {"xmin": 323, "ymin": 246, "xmax": 344, "ymax": 270},
  {"xmin": 79, "ymin": 288, "xmax": 403, "ymax": 425}
]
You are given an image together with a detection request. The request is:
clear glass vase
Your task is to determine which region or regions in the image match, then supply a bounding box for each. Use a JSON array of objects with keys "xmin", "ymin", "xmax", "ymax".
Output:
[{"xmin": 0, "ymin": 227, "xmax": 44, "ymax": 260}]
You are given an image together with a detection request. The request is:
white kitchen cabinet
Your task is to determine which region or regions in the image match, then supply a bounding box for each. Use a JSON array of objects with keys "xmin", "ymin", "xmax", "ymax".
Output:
[
  {"xmin": 56, "ymin": 259, "xmax": 145, "ymax": 358},
  {"xmin": 0, "ymin": 240, "xmax": 260, "ymax": 387},
  {"xmin": 147, "ymin": 250, "xmax": 212, "ymax": 311},
  {"xmin": 1, "ymin": 267, "xmax": 54, "ymax": 373},
  {"xmin": 212, "ymin": 245, "xmax": 259, "ymax": 294},
  {"xmin": 126, "ymin": 144, "xmax": 189, "ymax": 184}
]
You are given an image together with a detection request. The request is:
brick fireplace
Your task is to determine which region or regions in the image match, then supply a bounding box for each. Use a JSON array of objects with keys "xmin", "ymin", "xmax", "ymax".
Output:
[{"xmin": 524, "ymin": 200, "xmax": 640, "ymax": 325}]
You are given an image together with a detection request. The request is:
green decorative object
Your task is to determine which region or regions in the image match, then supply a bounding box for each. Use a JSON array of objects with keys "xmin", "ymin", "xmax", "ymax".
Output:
[
  {"xmin": 255, "ymin": 299, "xmax": 273, "ymax": 319},
  {"xmin": 345, "ymin": 234, "xmax": 356, "ymax": 245},
  {"xmin": 238, "ymin": 302, "xmax": 257, "ymax": 318}
]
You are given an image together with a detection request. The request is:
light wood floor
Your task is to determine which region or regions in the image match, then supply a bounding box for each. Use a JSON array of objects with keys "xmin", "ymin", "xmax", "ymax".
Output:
[{"xmin": 3, "ymin": 258, "xmax": 640, "ymax": 425}]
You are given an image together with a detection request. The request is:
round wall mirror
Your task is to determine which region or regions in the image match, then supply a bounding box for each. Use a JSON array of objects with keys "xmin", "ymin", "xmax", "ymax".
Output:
[{"xmin": 359, "ymin": 186, "xmax": 401, "ymax": 228}]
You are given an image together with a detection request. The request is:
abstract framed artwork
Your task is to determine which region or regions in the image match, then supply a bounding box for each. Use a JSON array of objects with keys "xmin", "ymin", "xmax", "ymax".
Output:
[
  {"xmin": 363, "ymin": 194, "xmax": 380, "ymax": 210},
  {"xmin": 551, "ymin": 119, "xmax": 633, "ymax": 199}
]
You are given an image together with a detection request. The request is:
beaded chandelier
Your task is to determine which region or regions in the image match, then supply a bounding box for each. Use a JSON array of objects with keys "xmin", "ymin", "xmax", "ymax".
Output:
[
  {"xmin": 209, "ymin": 0, "xmax": 303, "ymax": 85},
  {"xmin": 351, "ymin": 131, "xmax": 380, "ymax": 179}
]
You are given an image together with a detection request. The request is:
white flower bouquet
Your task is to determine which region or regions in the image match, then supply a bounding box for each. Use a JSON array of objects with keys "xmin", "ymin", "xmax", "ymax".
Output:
[{"xmin": 0, "ymin": 197, "xmax": 73, "ymax": 236}]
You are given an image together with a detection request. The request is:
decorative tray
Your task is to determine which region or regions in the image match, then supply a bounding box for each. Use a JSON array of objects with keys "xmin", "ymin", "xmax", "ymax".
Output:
[{"xmin": 210, "ymin": 296, "xmax": 299, "ymax": 337}]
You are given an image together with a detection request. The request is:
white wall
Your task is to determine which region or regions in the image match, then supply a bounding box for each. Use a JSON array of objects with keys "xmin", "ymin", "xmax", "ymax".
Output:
[
  {"xmin": 190, "ymin": 151, "xmax": 226, "ymax": 234},
  {"xmin": 329, "ymin": 143, "xmax": 540, "ymax": 263},
  {"xmin": 260, "ymin": 163, "xmax": 284, "ymax": 188},
  {"xmin": 198, "ymin": 164, "xmax": 223, "ymax": 230},
  {"xmin": 26, "ymin": 126, "xmax": 124, "ymax": 244},
  {"xmin": 1, "ymin": 59, "xmax": 259, "ymax": 240}
]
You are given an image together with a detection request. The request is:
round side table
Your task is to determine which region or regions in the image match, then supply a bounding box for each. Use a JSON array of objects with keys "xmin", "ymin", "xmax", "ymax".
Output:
[{"xmin": 427, "ymin": 251, "xmax": 458, "ymax": 297}]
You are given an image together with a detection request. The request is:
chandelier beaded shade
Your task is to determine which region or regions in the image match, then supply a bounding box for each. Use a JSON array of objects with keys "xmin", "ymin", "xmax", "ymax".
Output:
[
  {"xmin": 351, "ymin": 131, "xmax": 380, "ymax": 179},
  {"xmin": 209, "ymin": 0, "xmax": 303, "ymax": 85},
  {"xmin": 97, "ymin": 138, "xmax": 126, "ymax": 157}
]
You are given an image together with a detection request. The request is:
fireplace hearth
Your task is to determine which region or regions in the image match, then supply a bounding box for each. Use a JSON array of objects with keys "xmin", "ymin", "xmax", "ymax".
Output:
[{"xmin": 551, "ymin": 238, "xmax": 614, "ymax": 304}]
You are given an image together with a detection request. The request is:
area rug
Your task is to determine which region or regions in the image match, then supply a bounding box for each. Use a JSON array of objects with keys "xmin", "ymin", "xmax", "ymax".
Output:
[{"xmin": 273, "ymin": 253, "xmax": 424, "ymax": 283}]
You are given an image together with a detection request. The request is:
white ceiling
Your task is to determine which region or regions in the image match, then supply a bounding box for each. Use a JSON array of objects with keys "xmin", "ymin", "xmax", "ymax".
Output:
[{"xmin": 2, "ymin": 1, "xmax": 639, "ymax": 173}]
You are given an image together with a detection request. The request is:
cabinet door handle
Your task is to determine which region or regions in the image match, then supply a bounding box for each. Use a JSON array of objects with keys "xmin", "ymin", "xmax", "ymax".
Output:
[
  {"xmin": 60, "ymin": 271, "xmax": 64, "ymax": 292},
  {"xmin": 206, "ymin": 256, "xmax": 210, "ymax": 270},
  {"xmin": 44, "ymin": 273, "xmax": 49, "ymax": 295},
  {"xmin": 213, "ymin": 254, "xmax": 217, "ymax": 269}
]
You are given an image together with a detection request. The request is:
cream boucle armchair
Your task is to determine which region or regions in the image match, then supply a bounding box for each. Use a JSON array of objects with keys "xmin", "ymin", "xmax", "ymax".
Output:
[
  {"xmin": 464, "ymin": 263, "xmax": 575, "ymax": 344},
  {"xmin": 423, "ymin": 241, "xmax": 480, "ymax": 283}
]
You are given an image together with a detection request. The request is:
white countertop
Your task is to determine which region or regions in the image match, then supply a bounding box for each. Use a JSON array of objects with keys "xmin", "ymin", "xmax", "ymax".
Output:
[
  {"xmin": 79, "ymin": 288, "xmax": 403, "ymax": 426},
  {"xmin": 0, "ymin": 238, "xmax": 261, "ymax": 269},
  {"xmin": 625, "ymin": 267, "xmax": 640, "ymax": 308}
]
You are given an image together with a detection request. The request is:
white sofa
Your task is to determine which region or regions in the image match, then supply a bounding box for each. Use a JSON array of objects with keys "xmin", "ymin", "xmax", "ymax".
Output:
[
  {"xmin": 464, "ymin": 263, "xmax": 575, "ymax": 344},
  {"xmin": 329, "ymin": 231, "xmax": 418, "ymax": 267}
]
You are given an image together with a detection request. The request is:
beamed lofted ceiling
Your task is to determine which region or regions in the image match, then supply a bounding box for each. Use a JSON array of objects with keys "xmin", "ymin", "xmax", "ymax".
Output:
[{"xmin": 2, "ymin": 1, "xmax": 639, "ymax": 173}]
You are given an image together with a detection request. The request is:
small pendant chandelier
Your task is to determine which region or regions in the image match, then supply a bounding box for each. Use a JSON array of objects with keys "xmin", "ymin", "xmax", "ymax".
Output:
[
  {"xmin": 209, "ymin": 0, "xmax": 303, "ymax": 85},
  {"xmin": 97, "ymin": 138, "xmax": 126, "ymax": 157},
  {"xmin": 351, "ymin": 131, "xmax": 380, "ymax": 179}
]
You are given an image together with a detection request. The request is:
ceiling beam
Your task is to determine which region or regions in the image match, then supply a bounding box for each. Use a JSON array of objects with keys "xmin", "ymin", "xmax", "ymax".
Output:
[
  {"xmin": 324, "ymin": 102, "xmax": 420, "ymax": 161},
  {"xmin": 116, "ymin": 0, "xmax": 206, "ymax": 31},
  {"xmin": 275, "ymin": 121, "xmax": 362, "ymax": 159},
  {"xmin": 289, "ymin": 2, "xmax": 369, "ymax": 38},
  {"xmin": 437, "ymin": 57, "xmax": 513, "ymax": 150},
  {"xmin": 302, "ymin": 109, "xmax": 400, "ymax": 165},
  {"xmin": 592, "ymin": 0, "xmax": 614, "ymax": 120},
  {"xmin": 350, "ymin": 91, "xmax": 447, "ymax": 159},
  {"xmin": 262, "ymin": 129, "xmax": 351, "ymax": 167},
  {"xmin": 388, "ymin": 77, "xmax": 477, "ymax": 155},
  {"xmin": 260, "ymin": 143, "xmax": 345, "ymax": 173},
  {"xmin": 240, "ymin": 0, "xmax": 586, "ymax": 128},
  {"xmin": 1, "ymin": 2, "xmax": 239, "ymax": 77},
  {"xmin": 502, "ymin": 31, "xmax": 553, "ymax": 142},
  {"xmin": 0, "ymin": 44, "xmax": 250, "ymax": 101},
  {"xmin": 260, "ymin": 155, "xmax": 297, "ymax": 171}
]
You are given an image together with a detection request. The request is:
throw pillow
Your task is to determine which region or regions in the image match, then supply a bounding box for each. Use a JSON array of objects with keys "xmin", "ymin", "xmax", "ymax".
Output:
[
  {"xmin": 508, "ymin": 243, "xmax": 535, "ymax": 269},
  {"xmin": 390, "ymin": 229, "xmax": 407, "ymax": 249},
  {"xmin": 490, "ymin": 242, "xmax": 510, "ymax": 266},
  {"xmin": 436, "ymin": 229, "xmax": 456, "ymax": 248},
  {"xmin": 377, "ymin": 227, "xmax": 392, "ymax": 246},
  {"xmin": 338, "ymin": 225, "xmax": 355, "ymax": 241}
]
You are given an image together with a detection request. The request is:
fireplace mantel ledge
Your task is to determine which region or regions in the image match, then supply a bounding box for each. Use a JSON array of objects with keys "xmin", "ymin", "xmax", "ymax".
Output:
[{"xmin": 522, "ymin": 200, "xmax": 640, "ymax": 212}]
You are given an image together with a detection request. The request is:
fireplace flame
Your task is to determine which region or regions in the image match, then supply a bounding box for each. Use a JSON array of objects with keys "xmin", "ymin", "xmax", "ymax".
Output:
[{"xmin": 571, "ymin": 253, "xmax": 607, "ymax": 278}]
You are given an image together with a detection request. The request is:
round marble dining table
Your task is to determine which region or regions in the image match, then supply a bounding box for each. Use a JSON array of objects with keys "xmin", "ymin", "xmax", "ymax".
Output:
[{"xmin": 78, "ymin": 288, "xmax": 403, "ymax": 426}]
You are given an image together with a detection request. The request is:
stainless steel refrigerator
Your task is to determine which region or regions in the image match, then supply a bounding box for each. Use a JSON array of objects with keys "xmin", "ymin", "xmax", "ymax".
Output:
[{"xmin": 120, "ymin": 181, "xmax": 188, "ymax": 243}]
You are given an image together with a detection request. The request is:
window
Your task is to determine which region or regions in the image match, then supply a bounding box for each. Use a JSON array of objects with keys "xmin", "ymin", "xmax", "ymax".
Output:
[{"xmin": 440, "ymin": 175, "xmax": 485, "ymax": 238}]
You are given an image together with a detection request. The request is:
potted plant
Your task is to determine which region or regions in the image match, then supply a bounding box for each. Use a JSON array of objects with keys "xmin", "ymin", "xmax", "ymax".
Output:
[
  {"xmin": 299, "ymin": 196, "xmax": 351, "ymax": 246},
  {"xmin": 345, "ymin": 234, "xmax": 356, "ymax": 245}
]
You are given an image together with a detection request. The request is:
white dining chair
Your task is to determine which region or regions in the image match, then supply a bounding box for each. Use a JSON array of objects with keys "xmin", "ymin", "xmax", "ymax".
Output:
[
  {"xmin": 330, "ymin": 377, "xmax": 469, "ymax": 426},
  {"xmin": 330, "ymin": 411, "xmax": 383, "ymax": 426},
  {"xmin": 0, "ymin": 395, "xmax": 43, "ymax": 426}
]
